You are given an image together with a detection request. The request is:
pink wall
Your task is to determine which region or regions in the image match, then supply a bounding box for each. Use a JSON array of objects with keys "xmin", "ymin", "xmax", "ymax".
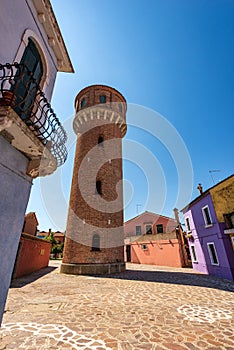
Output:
[
  {"xmin": 124, "ymin": 212, "xmax": 177, "ymax": 238},
  {"xmin": 131, "ymin": 239, "xmax": 183, "ymax": 267},
  {"xmin": 14, "ymin": 233, "xmax": 51, "ymax": 278}
]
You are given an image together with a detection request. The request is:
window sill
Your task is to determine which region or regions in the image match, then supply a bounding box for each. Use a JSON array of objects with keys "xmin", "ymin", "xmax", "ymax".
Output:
[{"xmin": 205, "ymin": 224, "xmax": 213, "ymax": 228}]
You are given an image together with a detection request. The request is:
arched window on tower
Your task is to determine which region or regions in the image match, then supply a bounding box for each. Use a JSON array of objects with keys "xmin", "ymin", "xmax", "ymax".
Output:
[
  {"xmin": 92, "ymin": 234, "xmax": 100, "ymax": 251},
  {"xmin": 96, "ymin": 180, "xmax": 102, "ymax": 195},
  {"xmin": 100, "ymin": 95, "xmax": 106, "ymax": 103},
  {"xmin": 98, "ymin": 135, "xmax": 104, "ymax": 146}
]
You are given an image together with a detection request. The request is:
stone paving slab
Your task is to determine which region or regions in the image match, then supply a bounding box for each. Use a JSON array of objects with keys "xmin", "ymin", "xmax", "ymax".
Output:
[{"xmin": 1, "ymin": 262, "xmax": 234, "ymax": 349}]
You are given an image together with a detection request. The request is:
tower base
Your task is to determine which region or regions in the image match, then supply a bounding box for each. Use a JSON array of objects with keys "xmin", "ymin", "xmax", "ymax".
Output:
[{"xmin": 60, "ymin": 262, "xmax": 126, "ymax": 275}]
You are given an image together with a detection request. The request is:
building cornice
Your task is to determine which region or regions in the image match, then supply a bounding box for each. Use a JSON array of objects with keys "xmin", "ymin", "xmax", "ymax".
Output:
[{"xmin": 32, "ymin": 0, "xmax": 74, "ymax": 73}]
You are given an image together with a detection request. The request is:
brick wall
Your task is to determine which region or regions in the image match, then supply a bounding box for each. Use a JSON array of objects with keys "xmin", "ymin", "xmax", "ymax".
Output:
[{"xmin": 63, "ymin": 85, "xmax": 126, "ymax": 267}]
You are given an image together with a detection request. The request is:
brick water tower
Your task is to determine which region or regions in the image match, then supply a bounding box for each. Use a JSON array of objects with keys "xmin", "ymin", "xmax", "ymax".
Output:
[{"xmin": 61, "ymin": 85, "xmax": 127, "ymax": 274}]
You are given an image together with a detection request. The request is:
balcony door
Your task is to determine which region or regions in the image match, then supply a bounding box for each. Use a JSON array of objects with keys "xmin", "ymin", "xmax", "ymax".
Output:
[{"xmin": 13, "ymin": 39, "xmax": 43, "ymax": 121}]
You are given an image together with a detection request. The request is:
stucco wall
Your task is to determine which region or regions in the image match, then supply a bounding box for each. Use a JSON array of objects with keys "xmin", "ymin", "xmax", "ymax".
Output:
[
  {"xmin": 124, "ymin": 212, "xmax": 177, "ymax": 238},
  {"xmin": 0, "ymin": 0, "xmax": 57, "ymax": 100},
  {"xmin": 0, "ymin": 136, "xmax": 32, "ymax": 323},
  {"xmin": 183, "ymin": 193, "xmax": 234, "ymax": 280},
  {"xmin": 210, "ymin": 176, "xmax": 234, "ymax": 222},
  {"xmin": 131, "ymin": 239, "xmax": 183, "ymax": 267},
  {"xmin": 183, "ymin": 209, "xmax": 208, "ymax": 274},
  {"xmin": 14, "ymin": 233, "xmax": 51, "ymax": 278}
]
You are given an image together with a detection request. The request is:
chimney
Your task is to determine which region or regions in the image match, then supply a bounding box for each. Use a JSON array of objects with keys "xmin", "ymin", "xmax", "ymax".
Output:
[
  {"xmin": 197, "ymin": 183, "xmax": 203, "ymax": 195},
  {"xmin": 49, "ymin": 228, "xmax": 52, "ymax": 234},
  {"xmin": 173, "ymin": 208, "xmax": 180, "ymax": 224}
]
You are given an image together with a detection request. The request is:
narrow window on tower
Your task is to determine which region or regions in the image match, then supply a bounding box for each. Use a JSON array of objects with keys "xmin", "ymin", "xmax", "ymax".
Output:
[
  {"xmin": 96, "ymin": 180, "xmax": 102, "ymax": 195},
  {"xmin": 81, "ymin": 98, "xmax": 86, "ymax": 108},
  {"xmin": 98, "ymin": 135, "xmax": 104, "ymax": 146},
  {"xmin": 92, "ymin": 234, "xmax": 100, "ymax": 251},
  {"xmin": 100, "ymin": 95, "xmax": 106, "ymax": 103}
]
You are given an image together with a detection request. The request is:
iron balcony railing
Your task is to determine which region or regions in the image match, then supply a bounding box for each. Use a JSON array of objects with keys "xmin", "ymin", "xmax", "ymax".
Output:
[{"xmin": 0, "ymin": 62, "xmax": 67, "ymax": 167}]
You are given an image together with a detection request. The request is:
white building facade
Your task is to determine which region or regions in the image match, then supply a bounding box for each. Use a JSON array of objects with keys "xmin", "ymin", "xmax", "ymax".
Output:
[{"xmin": 0, "ymin": 0, "xmax": 73, "ymax": 324}]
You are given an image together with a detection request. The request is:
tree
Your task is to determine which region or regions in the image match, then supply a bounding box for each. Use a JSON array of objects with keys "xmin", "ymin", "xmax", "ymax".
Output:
[{"xmin": 44, "ymin": 232, "xmax": 60, "ymax": 258}]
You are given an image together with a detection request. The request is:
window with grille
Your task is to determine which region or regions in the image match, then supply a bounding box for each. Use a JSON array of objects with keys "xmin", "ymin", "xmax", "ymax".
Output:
[{"xmin": 135, "ymin": 226, "xmax": 142, "ymax": 235}]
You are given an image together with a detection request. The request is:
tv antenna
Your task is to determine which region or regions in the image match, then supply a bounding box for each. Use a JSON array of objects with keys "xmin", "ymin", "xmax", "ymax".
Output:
[
  {"xmin": 136, "ymin": 204, "xmax": 142, "ymax": 215},
  {"xmin": 209, "ymin": 170, "xmax": 220, "ymax": 184}
]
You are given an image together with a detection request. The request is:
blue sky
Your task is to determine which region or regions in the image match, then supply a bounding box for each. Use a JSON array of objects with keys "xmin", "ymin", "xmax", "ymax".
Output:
[{"xmin": 27, "ymin": 0, "xmax": 234, "ymax": 230}]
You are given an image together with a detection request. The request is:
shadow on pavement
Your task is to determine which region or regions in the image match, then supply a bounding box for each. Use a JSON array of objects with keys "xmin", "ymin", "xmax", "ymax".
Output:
[
  {"xmin": 98, "ymin": 269, "xmax": 234, "ymax": 292},
  {"xmin": 10, "ymin": 266, "xmax": 57, "ymax": 288}
]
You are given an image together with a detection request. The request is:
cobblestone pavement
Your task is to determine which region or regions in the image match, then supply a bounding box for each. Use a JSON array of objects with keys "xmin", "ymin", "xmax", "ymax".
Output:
[{"xmin": 1, "ymin": 261, "xmax": 234, "ymax": 350}]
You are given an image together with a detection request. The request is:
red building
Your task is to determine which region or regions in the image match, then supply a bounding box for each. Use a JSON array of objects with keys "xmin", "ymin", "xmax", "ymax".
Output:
[
  {"xmin": 124, "ymin": 211, "xmax": 191, "ymax": 268},
  {"xmin": 13, "ymin": 234, "xmax": 51, "ymax": 278},
  {"xmin": 22, "ymin": 212, "xmax": 39, "ymax": 236},
  {"xmin": 13, "ymin": 213, "xmax": 51, "ymax": 278}
]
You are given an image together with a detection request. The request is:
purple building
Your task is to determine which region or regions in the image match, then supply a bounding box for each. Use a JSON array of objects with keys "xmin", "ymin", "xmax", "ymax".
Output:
[{"xmin": 182, "ymin": 174, "xmax": 234, "ymax": 281}]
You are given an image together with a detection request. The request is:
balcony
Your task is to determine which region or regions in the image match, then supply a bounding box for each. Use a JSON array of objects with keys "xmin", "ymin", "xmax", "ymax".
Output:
[{"xmin": 0, "ymin": 63, "xmax": 67, "ymax": 178}]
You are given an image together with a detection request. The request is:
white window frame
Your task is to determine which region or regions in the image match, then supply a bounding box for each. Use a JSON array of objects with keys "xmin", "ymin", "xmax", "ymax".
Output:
[
  {"xmin": 202, "ymin": 205, "xmax": 213, "ymax": 227},
  {"xmin": 207, "ymin": 242, "xmax": 219, "ymax": 266},
  {"xmin": 185, "ymin": 217, "xmax": 191, "ymax": 232},
  {"xmin": 190, "ymin": 244, "xmax": 197, "ymax": 263},
  {"xmin": 231, "ymin": 236, "xmax": 234, "ymax": 249}
]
